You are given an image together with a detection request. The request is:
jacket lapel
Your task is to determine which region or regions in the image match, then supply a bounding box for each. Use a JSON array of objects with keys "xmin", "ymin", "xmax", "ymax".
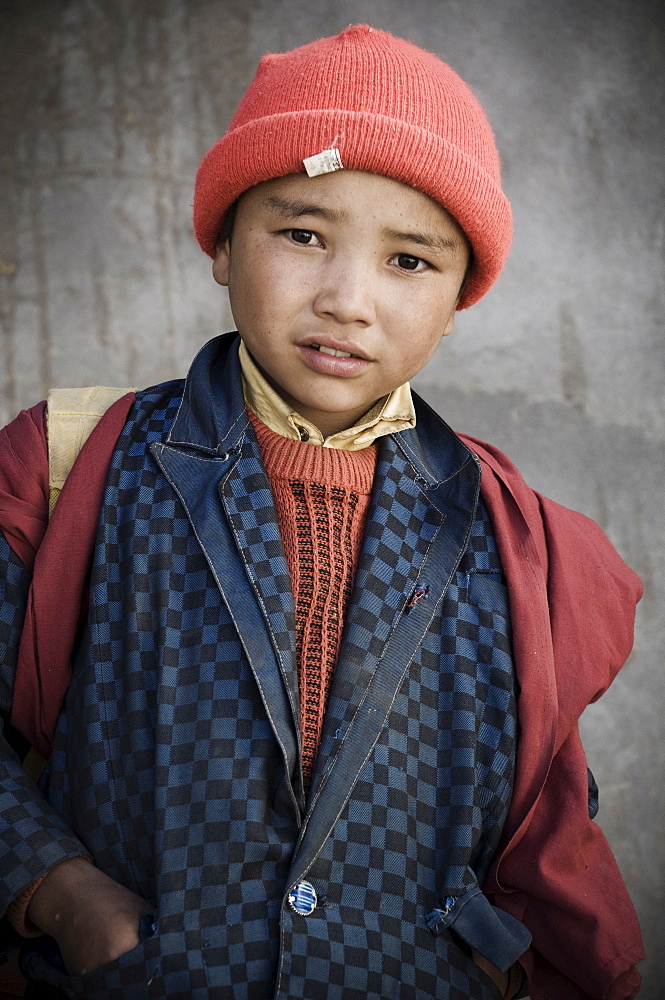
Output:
[
  {"xmin": 311, "ymin": 434, "xmax": 444, "ymax": 781},
  {"xmin": 218, "ymin": 434, "xmax": 301, "ymax": 748},
  {"xmin": 151, "ymin": 336, "xmax": 304, "ymax": 810},
  {"xmin": 292, "ymin": 411, "xmax": 481, "ymax": 878},
  {"xmin": 151, "ymin": 438, "xmax": 304, "ymax": 804}
]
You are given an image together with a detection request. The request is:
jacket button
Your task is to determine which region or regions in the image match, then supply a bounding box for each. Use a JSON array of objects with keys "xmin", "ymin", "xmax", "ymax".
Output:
[
  {"xmin": 297, "ymin": 426, "xmax": 309, "ymax": 441},
  {"xmin": 288, "ymin": 881, "xmax": 317, "ymax": 915}
]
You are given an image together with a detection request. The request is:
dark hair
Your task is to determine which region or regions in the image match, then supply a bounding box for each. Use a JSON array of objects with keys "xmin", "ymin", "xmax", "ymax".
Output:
[
  {"xmin": 458, "ymin": 251, "xmax": 474, "ymax": 300},
  {"xmin": 217, "ymin": 201, "xmax": 238, "ymax": 248}
]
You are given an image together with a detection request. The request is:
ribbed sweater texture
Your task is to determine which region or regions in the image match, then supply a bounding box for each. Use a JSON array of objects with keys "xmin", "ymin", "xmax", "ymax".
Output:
[{"xmin": 249, "ymin": 411, "xmax": 377, "ymax": 790}]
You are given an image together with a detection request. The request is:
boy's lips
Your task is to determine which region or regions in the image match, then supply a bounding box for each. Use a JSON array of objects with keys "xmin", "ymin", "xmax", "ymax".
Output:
[{"xmin": 297, "ymin": 338, "xmax": 373, "ymax": 376}]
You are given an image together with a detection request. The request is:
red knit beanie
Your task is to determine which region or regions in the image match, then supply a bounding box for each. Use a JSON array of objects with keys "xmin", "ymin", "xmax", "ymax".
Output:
[{"xmin": 193, "ymin": 24, "xmax": 512, "ymax": 309}]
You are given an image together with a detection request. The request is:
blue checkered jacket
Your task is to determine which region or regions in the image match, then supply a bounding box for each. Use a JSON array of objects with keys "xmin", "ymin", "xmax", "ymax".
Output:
[{"xmin": 1, "ymin": 335, "xmax": 530, "ymax": 999}]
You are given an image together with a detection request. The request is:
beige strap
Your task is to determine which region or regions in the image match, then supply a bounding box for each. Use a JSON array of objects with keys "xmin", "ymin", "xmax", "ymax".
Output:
[
  {"xmin": 47, "ymin": 385, "xmax": 135, "ymax": 517},
  {"xmin": 19, "ymin": 386, "xmax": 135, "ymax": 781}
]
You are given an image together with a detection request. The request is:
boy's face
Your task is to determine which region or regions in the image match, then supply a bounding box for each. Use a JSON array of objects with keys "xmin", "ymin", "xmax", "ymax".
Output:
[{"xmin": 213, "ymin": 170, "xmax": 470, "ymax": 437}]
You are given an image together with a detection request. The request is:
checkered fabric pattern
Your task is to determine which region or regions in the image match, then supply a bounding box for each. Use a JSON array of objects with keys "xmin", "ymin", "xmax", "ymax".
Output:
[
  {"xmin": 4, "ymin": 337, "xmax": 522, "ymax": 998},
  {"xmin": 279, "ymin": 498, "xmax": 516, "ymax": 1000},
  {"xmin": 19, "ymin": 920, "xmax": 161, "ymax": 999},
  {"xmin": 220, "ymin": 432, "xmax": 300, "ymax": 723},
  {"xmin": 587, "ymin": 767, "xmax": 599, "ymax": 819},
  {"xmin": 312, "ymin": 448, "xmax": 443, "ymax": 767},
  {"xmin": 38, "ymin": 385, "xmax": 292, "ymax": 997},
  {"xmin": 0, "ymin": 534, "xmax": 89, "ymax": 911}
]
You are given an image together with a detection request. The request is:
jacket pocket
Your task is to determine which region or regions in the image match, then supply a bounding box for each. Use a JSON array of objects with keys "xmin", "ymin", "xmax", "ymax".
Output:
[
  {"xmin": 467, "ymin": 569, "xmax": 510, "ymax": 621},
  {"xmin": 20, "ymin": 914, "xmax": 159, "ymax": 1000}
]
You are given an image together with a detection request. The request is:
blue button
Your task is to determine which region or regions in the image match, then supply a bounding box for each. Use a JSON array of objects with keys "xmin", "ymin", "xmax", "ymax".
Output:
[{"xmin": 288, "ymin": 881, "xmax": 318, "ymax": 915}]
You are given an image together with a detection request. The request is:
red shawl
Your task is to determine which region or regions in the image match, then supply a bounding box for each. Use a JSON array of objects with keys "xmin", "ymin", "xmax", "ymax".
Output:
[
  {"xmin": 0, "ymin": 395, "xmax": 136, "ymax": 758},
  {"xmin": 461, "ymin": 436, "xmax": 643, "ymax": 1000}
]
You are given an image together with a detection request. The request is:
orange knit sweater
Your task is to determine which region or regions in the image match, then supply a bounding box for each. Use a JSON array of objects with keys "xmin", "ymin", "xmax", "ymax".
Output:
[{"xmin": 249, "ymin": 412, "xmax": 377, "ymax": 791}]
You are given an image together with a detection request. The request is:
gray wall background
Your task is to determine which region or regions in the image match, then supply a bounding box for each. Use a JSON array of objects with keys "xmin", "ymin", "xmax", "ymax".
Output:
[{"xmin": 1, "ymin": 0, "xmax": 663, "ymax": 994}]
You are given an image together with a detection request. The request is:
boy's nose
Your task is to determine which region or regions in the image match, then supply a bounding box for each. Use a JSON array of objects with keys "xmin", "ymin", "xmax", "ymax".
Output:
[{"xmin": 312, "ymin": 261, "xmax": 376, "ymax": 328}]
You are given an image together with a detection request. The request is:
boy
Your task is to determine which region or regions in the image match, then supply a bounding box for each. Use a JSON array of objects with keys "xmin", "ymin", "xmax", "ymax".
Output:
[{"xmin": 0, "ymin": 24, "xmax": 643, "ymax": 1000}]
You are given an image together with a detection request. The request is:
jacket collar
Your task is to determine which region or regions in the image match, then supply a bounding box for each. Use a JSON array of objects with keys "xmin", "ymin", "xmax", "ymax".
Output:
[{"xmin": 166, "ymin": 334, "xmax": 250, "ymax": 455}]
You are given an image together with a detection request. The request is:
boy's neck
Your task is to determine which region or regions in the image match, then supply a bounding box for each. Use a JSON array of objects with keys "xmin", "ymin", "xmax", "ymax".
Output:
[
  {"xmin": 238, "ymin": 340, "xmax": 416, "ymax": 449},
  {"xmin": 255, "ymin": 358, "xmax": 373, "ymax": 437}
]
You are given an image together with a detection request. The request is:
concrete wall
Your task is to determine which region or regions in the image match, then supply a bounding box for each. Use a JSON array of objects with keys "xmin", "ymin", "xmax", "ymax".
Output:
[{"xmin": 1, "ymin": 0, "xmax": 663, "ymax": 993}]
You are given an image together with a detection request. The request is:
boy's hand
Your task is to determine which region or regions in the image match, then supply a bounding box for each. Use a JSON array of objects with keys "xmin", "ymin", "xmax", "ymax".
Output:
[
  {"xmin": 26, "ymin": 856, "xmax": 153, "ymax": 976},
  {"xmin": 471, "ymin": 949, "xmax": 509, "ymax": 995}
]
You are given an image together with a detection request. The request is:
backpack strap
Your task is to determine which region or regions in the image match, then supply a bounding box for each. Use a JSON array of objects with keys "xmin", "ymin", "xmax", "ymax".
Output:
[
  {"xmin": 47, "ymin": 386, "xmax": 135, "ymax": 517},
  {"xmin": 19, "ymin": 387, "xmax": 135, "ymax": 781}
]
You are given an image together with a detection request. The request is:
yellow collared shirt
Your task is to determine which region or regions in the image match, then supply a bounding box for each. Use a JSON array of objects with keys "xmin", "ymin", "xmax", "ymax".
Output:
[{"xmin": 238, "ymin": 340, "xmax": 416, "ymax": 451}]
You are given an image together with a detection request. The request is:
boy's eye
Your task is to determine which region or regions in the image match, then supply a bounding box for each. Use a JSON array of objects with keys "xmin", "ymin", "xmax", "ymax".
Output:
[
  {"xmin": 394, "ymin": 253, "xmax": 427, "ymax": 272},
  {"xmin": 394, "ymin": 253, "xmax": 428, "ymax": 272},
  {"xmin": 288, "ymin": 229, "xmax": 317, "ymax": 245}
]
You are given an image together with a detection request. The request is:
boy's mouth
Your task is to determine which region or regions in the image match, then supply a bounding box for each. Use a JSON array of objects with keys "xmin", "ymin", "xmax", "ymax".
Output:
[{"xmin": 297, "ymin": 339, "xmax": 372, "ymax": 376}]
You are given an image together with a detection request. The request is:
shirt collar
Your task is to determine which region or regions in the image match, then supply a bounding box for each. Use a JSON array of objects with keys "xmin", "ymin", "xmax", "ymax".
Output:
[{"xmin": 238, "ymin": 340, "xmax": 416, "ymax": 451}]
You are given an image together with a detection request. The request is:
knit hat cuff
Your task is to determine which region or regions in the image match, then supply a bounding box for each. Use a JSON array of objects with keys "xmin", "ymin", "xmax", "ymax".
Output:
[{"xmin": 194, "ymin": 109, "xmax": 512, "ymax": 309}]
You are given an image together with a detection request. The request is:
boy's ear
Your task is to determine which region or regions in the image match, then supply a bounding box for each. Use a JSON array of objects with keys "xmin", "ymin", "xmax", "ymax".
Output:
[
  {"xmin": 212, "ymin": 240, "xmax": 231, "ymax": 287},
  {"xmin": 441, "ymin": 298, "xmax": 461, "ymax": 337},
  {"xmin": 441, "ymin": 262, "xmax": 470, "ymax": 336}
]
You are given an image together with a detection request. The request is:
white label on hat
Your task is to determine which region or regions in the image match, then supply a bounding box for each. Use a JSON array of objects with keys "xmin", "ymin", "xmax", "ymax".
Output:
[{"xmin": 303, "ymin": 148, "xmax": 344, "ymax": 177}]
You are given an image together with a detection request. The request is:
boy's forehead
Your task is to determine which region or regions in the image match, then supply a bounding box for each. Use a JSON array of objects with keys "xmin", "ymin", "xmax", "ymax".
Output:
[{"xmin": 242, "ymin": 171, "xmax": 467, "ymax": 244}]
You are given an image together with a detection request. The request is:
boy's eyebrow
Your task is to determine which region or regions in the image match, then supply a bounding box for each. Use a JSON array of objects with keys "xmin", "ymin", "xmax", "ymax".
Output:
[
  {"xmin": 384, "ymin": 228, "xmax": 462, "ymax": 255},
  {"xmin": 264, "ymin": 196, "xmax": 463, "ymax": 254},
  {"xmin": 264, "ymin": 195, "xmax": 346, "ymax": 223}
]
